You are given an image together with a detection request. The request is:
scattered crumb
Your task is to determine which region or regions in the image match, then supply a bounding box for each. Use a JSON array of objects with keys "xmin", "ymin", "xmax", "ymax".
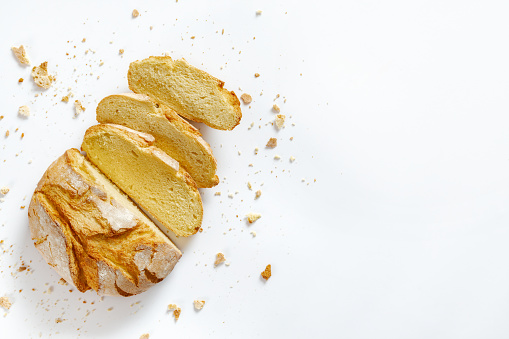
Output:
[
  {"xmin": 55, "ymin": 318, "xmax": 64, "ymax": 323},
  {"xmin": 5, "ymin": 130, "xmax": 9, "ymax": 137},
  {"xmin": 274, "ymin": 155, "xmax": 281, "ymax": 160},
  {"xmin": 190, "ymin": 36, "xmax": 195, "ymax": 39},
  {"xmin": 61, "ymin": 95, "xmax": 69, "ymax": 103},
  {"xmin": 256, "ymin": 10, "xmax": 263, "ymax": 15},
  {"xmin": 74, "ymin": 100, "xmax": 85, "ymax": 117},
  {"xmin": 168, "ymin": 304, "xmax": 181, "ymax": 321},
  {"xmin": 246, "ymin": 212, "xmax": 261, "ymax": 224},
  {"xmin": 290, "ymin": 156, "xmax": 296, "ymax": 163},
  {"xmin": 193, "ymin": 300, "xmax": 205, "ymax": 310},
  {"xmin": 0, "ymin": 296, "xmax": 12, "ymax": 310},
  {"xmin": 228, "ymin": 193, "xmax": 234, "ymax": 199},
  {"xmin": 140, "ymin": 334, "xmax": 149, "ymax": 339},
  {"xmin": 119, "ymin": 49, "xmax": 124, "ymax": 55},
  {"xmin": 18, "ymin": 105, "xmax": 30, "ymax": 118},
  {"xmin": 247, "ymin": 182, "xmax": 252, "ymax": 190},
  {"xmin": 254, "ymin": 73, "xmax": 260, "ymax": 78},
  {"xmin": 132, "ymin": 9, "xmax": 140, "ymax": 17},
  {"xmin": 214, "ymin": 192, "xmax": 221, "ymax": 196},
  {"xmin": 272, "ymin": 104, "xmax": 280, "ymax": 113},
  {"xmin": 82, "ymin": 38, "xmax": 86, "ymax": 43},
  {"xmin": 266, "ymin": 138, "xmax": 277, "ymax": 148},
  {"xmin": 58, "ymin": 278, "xmax": 67, "ymax": 286},
  {"xmin": 251, "ymin": 231, "xmax": 257, "ymax": 237},
  {"xmin": 261, "ymin": 264, "xmax": 272, "ymax": 280},
  {"xmin": 31, "ymin": 62, "xmax": 55, "ymax": 89},
  {"xmin": 275, "ymin": 114, "xmax": 286, "ymax": 129},
  {"xmin": 12, "ymin": 45, "xmax": 30, "ymax": 65},
  {"xmin": 254, "ymin": 147, "xmax": 259, "ymax": 154},
  {"xmin": 240, "ymin": 93, "xmax": 252, "ymax": 104},
  {"xmin": 18, "ymin": 78, "xmax": 24, "ymax": 83},
  {"xmin": 215, "ymin": 253, "xmax": 226, "ymax": 266},
  {"xmin": 255, "ymin": 190, "xmax": 261, "ymax": 199}
]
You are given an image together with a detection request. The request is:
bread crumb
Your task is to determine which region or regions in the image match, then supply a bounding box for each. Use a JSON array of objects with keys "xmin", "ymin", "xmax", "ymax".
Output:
[
  {"xmin": 12, "ymin": 45, "xmax": 30, "ymax": 65},
  {"xmin": 61, "ymin": 95, "xmax": 69, "ymax": 103},
  {"xmin": 0, "ymin": 296, "xmax": 12, "ymax": 310},
  {"xmin": 214, "ymin": 192, "xmax": 221, "ymax": 196},
  {"xmin": 168, "ymin": 304, "xmax": 181, "ymax": 320},
  {"xmin": 290, "ymin": 156, "xmax": 295, "ymax": 162},
  {"xmin": 246, "ymin": 212, "xmax": 261, "ymax": 223},
  {"xmin": 58, "ymin": 278, "xmax": 67, "ymax": 286},
  {"xmin": 254, "ymin": 147, "xmax": 259, "ymax": 154},
  {"xmin": 261, "ymin": 264, "xmax": 271, "ymax": 280},
  {"xmin": 55, "ymin": 318, "xmax": 64, "ymax": 323},
  {"xmin": 82, "ymin": 38, "xmax": 86, "ymax": 43},
  {"xmin": 74, "ymin": 100, "xmax": 85, "ymax": 117},
  {"xmin": 228, "ymin": 193, "xmax": 234, "ymax": 199},
  {"xmin": 132, "ymin": 9, "xmax": 140, "ymax": 17},
  {"xmin": 240, "ymin": 93, "xmax": 252, "ymax": 104},
  {"xmin": 272, "ymin": 104, "xmax": 280, "ymax": 113},
  {"xmin": 18, "ymin": 78, "xmax": 24, "ymax": 83},
  {"xmin": 255, "ymin": 190, "xmax": 261, "ymax": 199},
  {"xmin": 251, "ymin": 231, "xmax": 257, "ymax": 237},
  {"xmin": 18, "ymin": 105, "xmax": 30, "ymax": 118},
  {"xmin": 266, "ymin": 138, "xmax": 277, "ymax": 148},
  {"xmin": 275, "ymin": 114, "xmax": 286, "ymax": 129},
  {"xmin": 5, "ymin": 130, "xmax": 9, "ymax": 137},
  {"xmin": 256, "ymin": 10, "xmax": 263, "ymax": 15},
  {"xmin": 247, "ymin": 182, "xmax": 252, "ymax": 190},
  {"xmin": 140, "ymin": 334, "xmax": 149, "ymax": 339},
  {"xmin": 119, "ymin": 49, "xmax": 124, "ymax": 55},
  {"xmin": 215, "ymin": 253, "xmax": 226, "ymax": 266},
  {"xmin": 193, "ymin": 300, "xmax": 205, "ymax": 310},
  {"xmin": 254, "ymin": 73, "xmax": 260, "ymax": 78},
  {"xmin": 31, "ymin": 62, "xmax": 55, "ymax": 89},
  {"xmin": 274, "ymin": 155, "xmax": 281, "ymax": 160}
]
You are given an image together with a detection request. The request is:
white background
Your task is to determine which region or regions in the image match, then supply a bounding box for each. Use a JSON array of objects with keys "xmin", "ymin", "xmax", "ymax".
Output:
[{"xmin": 1, "ymin": 0, "xmax": 509, "ymax": 338}]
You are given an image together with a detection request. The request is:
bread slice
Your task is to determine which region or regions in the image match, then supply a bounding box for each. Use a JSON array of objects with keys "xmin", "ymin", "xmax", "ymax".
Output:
[
  {"xmin": 128, "ymin": 56, "xmax": 242, "ymax": 130},
  {"xmin": 81, "ymin": 124, "xmax": 203, "ymax": 237},
  {"xmin": 96, "ymin": 93, "xmax": 219, "ymax": 188},
  {"xmin": 28, "ymin": 149, "xmax": 181, "ymax": 296}
]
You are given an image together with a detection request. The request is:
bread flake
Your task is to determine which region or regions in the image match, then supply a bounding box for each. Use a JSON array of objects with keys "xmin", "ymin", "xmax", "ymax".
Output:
[
  {"xmin": 12, "ymin": 45, "xmax": 30, "ymax": 65},
  {"xmin": 31, "ymin": 62, "xmax": 55, "ymax": 89},
  {"xmin": 74, "ymin": 100, "xmax": 85, "ymax": 117},
  {"xmin": 246, "ymin": 212, "xmax": 261, "ymax": 223},
  {"xmin": 193, "ymin": 300, "xmax": 205, "ymax": 310},
  {"xmin": 261, "ymin": 264, "xmax": 271, "ymax": 280},
  {"xmin": 215, "ymin": 252, "xmax": 226, "ymax": 266},
  {"xmin": 266, "ymin": 138, "xmax": 277, "ymax": 148}
]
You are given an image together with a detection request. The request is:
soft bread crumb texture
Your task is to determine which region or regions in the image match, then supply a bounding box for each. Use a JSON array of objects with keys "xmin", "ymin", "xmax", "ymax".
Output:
[
  {"xmin": 266, "ymin": 138, "xmax": 277, "ymax": 148},
  {"xmin": 18, "ymin": 105, "xmax": 30, "ymax": 118},
  {"xmin": 12, "ymin": 45, "xmax": 30, "ymax": 65},
  {"xmin": 31, "ymin": 62, "xmax": 55, "ymax": 89},
  {"xmin": 240, "ymin": 93, "xmax": 252, "ymax": 104},
  {"xmin": 0, "ymin": 297, "xmax": 12, "ymax": 310},
  {"xmin": 194, "ymin": 300, "xmax": 205, "ymax": 310},
  {"xmin": 246, "ymin": 213, "xmax": 261, "ymax": 223},
  {"xmin": 96, "ymin": 94, "xmax": 219, "ymax": 188},
  {"xmin": 28, "ymin": 149, "xmax": 181, "ymax": 296},
  {"xmin": 82, "ymin": 124, "xmax": 203, "ymax": 237},
  {"xmin": 215, "ymin": 253, "xmax": 226, "ymax": 266},
  {"xmin": 128, "ymin": 56, "xmax": 242, "ymax": 130},
  {"xmin": 261, "ymin": 265, "xmax": 271, "ymax": 280}
]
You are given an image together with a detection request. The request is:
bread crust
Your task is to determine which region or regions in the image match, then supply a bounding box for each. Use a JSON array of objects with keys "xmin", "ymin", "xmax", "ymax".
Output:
[
  {"xmin": 28, "ymin": 149, "xmax": 181, "ymax": 296},
  {"xmin": 96, "ymin": 93, "xmax": 219, "ymax": 187},
  {"xmin": 127, "ymin": 56, "xmax": 242, "ymax": 130}
]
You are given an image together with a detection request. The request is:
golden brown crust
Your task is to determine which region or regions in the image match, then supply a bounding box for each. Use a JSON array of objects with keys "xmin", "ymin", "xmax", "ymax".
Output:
[{"xmin": 28, "ymin": 149, "xmax": 181, "ymax": 296}]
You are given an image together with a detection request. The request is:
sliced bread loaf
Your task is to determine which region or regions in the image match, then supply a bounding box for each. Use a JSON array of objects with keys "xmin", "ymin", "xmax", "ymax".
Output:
[
  {"xmin": 128, "ymin": 56, "xmax": 242, "ymax": 130},
  {"xmin": 81, "ymin": 124, "xmax": 203, "ymax": 237},
  {"xmin": 96, "ymin": 93, "xmax": 219, "ymax": 188},
  {"xmin": 28, "ymin": 149, "xmax": 181, "ymax": 296}
]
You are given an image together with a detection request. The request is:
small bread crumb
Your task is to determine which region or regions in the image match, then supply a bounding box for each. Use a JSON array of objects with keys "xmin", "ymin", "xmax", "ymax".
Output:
[
  {"xmin": 167, "ymin": 304, "xmax": 181, "ymax": 321},
  {"xmin": 193, "ymin": 300, "xmax": 205, "ymax": 310},
  {"xmin": 247, "ymin": 182, "xmax": 252, "ymax": 190},
  {"xmin": 214, "ymin": 192, "xmax": 221, "ymax": 196},
  {"xmin": 0, "ymin": 296, "xmax": 12, "ymax": 310},
  {"xmin": 31, "ymin": 62, "xmax": 55, "ymax": 89},
  {"xmin": 290, "ymin": 156, "xmax": 296, "ymax": 162},
  {"xmin": 119, "ymin": 49, "xmax": 124, "ymax": 55},
  {"xmin": 255, "ymin": 190, "xmax": 261, "ymax": 199},
  {"xmin": 275, "ymin": 114, "xmax": 286, "ymax": 129},
  {"xmin": 266, "ymin": 138, "xmax": 277, "ymax": 148},
  {"xmin": 254, "ymin": 73, "xmax": 260, "ymax": 78},
  {"xmin": 74, "ymin": 100, "xmax": 85, "ymax": 117},
  {"xmin": 256, "ymin": 10, "xmax": 263, "ymax": 15},
  {"xmin": 246, "ymin": 212, "xmax": 261, "ymax": 223},
  {"xmin": 5, "ymin": 130, "xmax": 9, "ymax": 137},
  {"xmin": 18, "ymin": 78, "xmax": 24, "ymax": 83},
  {"xmin": 261, "ymin": 264, "xmax": 271, "ymax": 280},
  {"xmin": 61, "ymin": 95, "xmax": 69, "ymax": 103},
  {"xmin": 18, "ymin": 105, "xmax": 30, "ymax": 118},
  {"xmin": 215, "ymin": 253, "xmax": 226, "ymax": 266},
  {"xmin": 251, "ymin": 231, "xmax": 257, "ymax": 237},
  {"xmin": 132, "ymin": 9, "xmax": 140, "ymax": 17},
  {"xmin": 240, "ymin": 93, "xmax": 252, "ymax": 104},
  {"xmin": 272, "ymin": 104, "xmax": 280, "ymax": 113},
  {"xmin": 12, "ymin": 45, "xmax": 30, "ymax": 65},
  {"xmin": 274, "ymin": 155, "xmax": 281, "ymax": 160},
  {"xmin": 140, "ymin": 334, "xmax": 149, "ymax": 339}
]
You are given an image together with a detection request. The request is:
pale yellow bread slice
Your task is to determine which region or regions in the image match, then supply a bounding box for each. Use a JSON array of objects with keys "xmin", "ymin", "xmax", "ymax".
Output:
[
  {"xmin": 127, "ymin": 56, "xmax": 242, "ymax": 130},
  {"xmin": 81, "ymin": 124, "xmax": 203, "ymax": 237},
  {"xmin": 28, "ymin": 149, "xmax": 181, "ymax": 296},
  {"xmin": 96, "ymin": 93, "xmax": 219, "ymax": 188}
]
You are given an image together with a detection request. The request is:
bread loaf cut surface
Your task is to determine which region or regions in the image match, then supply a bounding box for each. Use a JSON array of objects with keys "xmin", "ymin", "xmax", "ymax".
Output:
[
  {"xmin": 28, "ymin": 149, "xmax": 181, "ymax": 296},
  {"xmin": 96, "ymin": 93, "xmax": 219, "ymax": 188},
  {"xmin": 81, "ymin": 124, "xmax": 203, "ymax": 237},
  {"xmin": 128, "ymin": 56, "xmax": 242, "ymax": 130}
]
